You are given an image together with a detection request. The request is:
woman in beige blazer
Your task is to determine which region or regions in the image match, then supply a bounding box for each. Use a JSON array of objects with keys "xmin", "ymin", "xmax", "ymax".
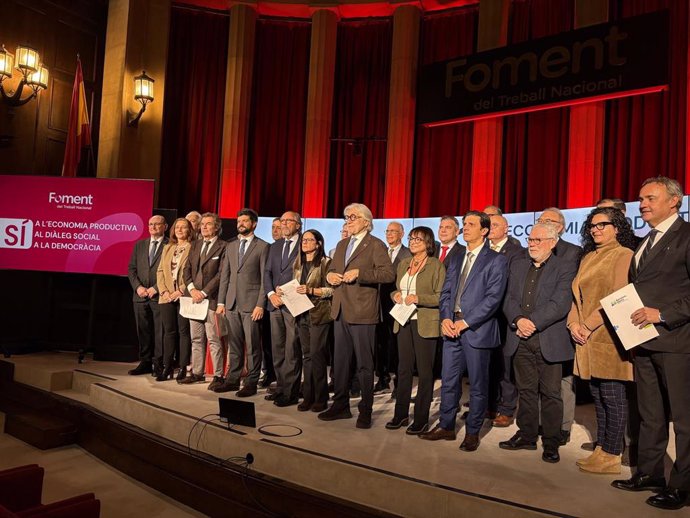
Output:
[
  {"xmin": 567, "ymin": 207, "xmax": 636, "ymax": 474},
  {"xmin": 386, "ymin": 226, "xmax": 445, "ymax": 434},
  {"xmin": 156, "ymin": 218, "xmax": 194, "ymax": 382}
]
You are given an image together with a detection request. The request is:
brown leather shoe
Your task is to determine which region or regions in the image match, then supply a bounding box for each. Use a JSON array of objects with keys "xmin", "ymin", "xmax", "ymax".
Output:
[
  {"xmin": 459, "ymin": 433, "xmax": 480, "ymax": 452},
  {"xmin": 419, "ymin": 425, "xmax": 456, "ymax": 441},
  {"xmin": 492, "ymin": 413, "xmax": 514, "ymax": 428},
  {"xmin": 236, "ymin": 385, "xmax": 257, "ymax": 397}
]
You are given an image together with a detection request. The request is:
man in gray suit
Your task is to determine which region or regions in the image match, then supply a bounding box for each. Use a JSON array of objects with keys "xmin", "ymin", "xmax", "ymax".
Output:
[
  {"xmin": 215, "ymin": 208, "xmax": 268, "ymax": 397},
  {"xmin": 127, "ymin": 215, "xmax": 168, "ymax": 375},
  {"xmin": 319, "ymin": 203, "xmax": 395, "ymax": 428}
]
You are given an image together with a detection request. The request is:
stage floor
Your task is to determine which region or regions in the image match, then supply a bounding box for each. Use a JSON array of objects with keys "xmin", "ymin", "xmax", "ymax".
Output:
[{"xmin": 4, "ymin": 352, "xmax": 683, "ymax": 518}]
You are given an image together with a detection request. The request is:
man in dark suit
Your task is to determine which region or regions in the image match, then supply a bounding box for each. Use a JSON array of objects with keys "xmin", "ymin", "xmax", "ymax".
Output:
[
  {"xmin": 318, "ymin": 203, "xmax": 395, "ymax": 428},
  {"xmin": 258, "ymin": 217, "xmax": 283, "ymax": 389},
  {"xmin": 264, "ymin": 211, "xmax": 302, "ymax": 406},
  {"xmin": 420, "ymin": 211, "xmax": 507, "ymax": 452},
  {"xmin": 127, "ymin": 215, "xmax": 168, "ymax": 375},
  {"xmin": 537, "ymin": 207, "xmax": 582, "ymax": 445},
  {"xmin": 215, "ymin": 208, "xmax": 268, "ymax": 397},
  {"xmin": 612, "ymin": 177, "xmax": 690, "ymax": 510},
  {"xmin": 435, "ymin": 215, "xmax": 463, "ymax": 264},
  {"xmin": 180, "ymin": 213, "xmax": 226, "ymax": 389},
  {"xmin": 374, "ymin": 221, "xmax": 411, "ymax": 394},
  {"xmin": 483, "ymin": 205, "xmax": 522, "ymax": 248},
  {"xmin": 499, "ymin": 223, "xmax": 577, "ymax": 463},
  {"xmin": 488, "ymin": 214, "xmax": 525, "ymax": 427}
]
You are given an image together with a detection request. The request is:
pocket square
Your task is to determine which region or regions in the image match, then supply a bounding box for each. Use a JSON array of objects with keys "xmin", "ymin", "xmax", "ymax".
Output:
[{"xmin": 211, "ymin": 256, "xmax": 220, "ymax": 260}]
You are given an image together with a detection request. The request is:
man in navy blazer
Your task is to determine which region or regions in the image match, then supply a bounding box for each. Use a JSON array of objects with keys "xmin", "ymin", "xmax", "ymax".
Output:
[
  {"xmin": 499, "ymin": 223, "xmax": 577, "ymax": 463},
  {"xmin": 421, "ymin": 211, "xmax": 508, "ymax": 452},
  {"xmin": 264, "ymin": 211, "xmax": 302, "ymax": 406}
]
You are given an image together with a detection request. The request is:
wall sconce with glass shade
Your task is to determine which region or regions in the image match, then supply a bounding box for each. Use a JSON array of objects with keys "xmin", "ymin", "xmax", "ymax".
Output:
[
  {"xmin": 0, "ymin": 44, "xmax": 49, "ymax": 107},
  {"xmin": 127, "ymin": 70, "xmax": 154, "ymax": 127}
]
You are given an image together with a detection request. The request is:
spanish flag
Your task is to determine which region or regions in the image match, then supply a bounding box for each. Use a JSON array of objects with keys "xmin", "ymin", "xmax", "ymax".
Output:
[{"xmin": 61, "ymin": 58, "xmax": 92, "ymax": 177}]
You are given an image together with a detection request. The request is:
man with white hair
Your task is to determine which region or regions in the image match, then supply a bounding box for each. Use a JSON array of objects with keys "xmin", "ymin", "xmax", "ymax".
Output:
[
  {"xmin": 319, "ymin": 203, "xmax": 395, "ymax": 428},
  {"xmin": 185, "ymin": 211, "xmax": 202, "ymax": 240}
]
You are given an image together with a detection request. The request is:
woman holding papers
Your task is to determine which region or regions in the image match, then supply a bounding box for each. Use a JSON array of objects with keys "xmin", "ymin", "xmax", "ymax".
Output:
[
  {"xmin": 386, "ymin": 226, "xmax": 445, "ymax": 434},
  {"xmin": 567, "ymin": 207, "xmax": 636, "ymax": 474},
  {"xmin": 293, "ymin": 229, "xmax": 333, "ymax": 412},
  {"xmin": 156, "ymin": 218, "xmax": 195, "ymax": 382}
]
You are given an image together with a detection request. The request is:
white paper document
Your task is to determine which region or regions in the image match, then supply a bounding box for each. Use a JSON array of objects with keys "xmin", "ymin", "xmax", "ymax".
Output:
[
  {"xmin": 179, "ymin": 296, "xmax": 209, "ymax": 320},
  {"xmin": 280, "ymin": 279, "xmax": 314, "ymax": 317},
  {"xmin": 390, "ymin": 303, "xmax": 417, "ymax": 326},
  {"xmin": 600, "ymin": 283, "xmax": 659, "ymax": 350}
]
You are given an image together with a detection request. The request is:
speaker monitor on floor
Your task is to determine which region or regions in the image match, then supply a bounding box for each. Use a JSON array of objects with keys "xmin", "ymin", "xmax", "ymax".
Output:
[{"xmin": 218, "ymin": 398, "xmax": 256, "ymax": 428}]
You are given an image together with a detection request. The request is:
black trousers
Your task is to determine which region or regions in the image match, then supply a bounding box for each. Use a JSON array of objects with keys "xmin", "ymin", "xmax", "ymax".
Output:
[
  {"xmin": 394, "ymin": 320, "xmax": 437, "ymax": 426},
  {"xmin": 488, "ymin": 348, "xmax": 518, "ymax": 416},
  {"xmin": 297, "ymin": 314, "xmax": 330, "ymax": 405},
  {"xmin": 159, "ymin": 301, "xmax": 191, "ymax": 369},
  {"xmin": 514, "ymin": 340, "xmax": 563, "ymax": 448},
  {"xmin": 332, "ymin": 317, "xmax": 376, "ymax": 416},
  {"xmin": 635, "ymin": 348, "xmax": 690, "ymax": 490},
  {"xmin": 375, "ymin": 313, "xmax": 397, "ymax": 383},
  {"xmin": 133, "ymin": 298, "xmax": 162, "ymax": 364}
]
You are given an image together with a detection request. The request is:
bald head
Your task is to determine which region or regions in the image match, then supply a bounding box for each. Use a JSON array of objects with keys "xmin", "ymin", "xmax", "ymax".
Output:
[{"xmin": 488, "ymin": 214, "xmax": 509, "ymax": 244}]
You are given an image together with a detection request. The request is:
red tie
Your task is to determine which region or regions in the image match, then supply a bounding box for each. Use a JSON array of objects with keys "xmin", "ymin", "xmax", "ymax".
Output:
[{"xmin": 439, "ymin": 245, "xmax": 449, "ymax": 262}]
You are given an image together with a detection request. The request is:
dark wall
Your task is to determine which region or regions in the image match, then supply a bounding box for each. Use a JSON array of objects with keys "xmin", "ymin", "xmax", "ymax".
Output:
[{"xmin": 0, "ymin": 0, "xmax": 107, "ymax": 176}]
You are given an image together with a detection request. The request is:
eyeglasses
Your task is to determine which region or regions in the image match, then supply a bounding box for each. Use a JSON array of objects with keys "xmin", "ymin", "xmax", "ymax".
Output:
[
  {"xmin": 280, "ymin": 218, "xmax": 298, "ymax": 224},
  {"xmin": 301, "ymin": 238, "xmax": 316, "ymax": 243},
  {"xmin": 408, "ymin": 236, "xmax": 424, "ymax": 243},
  {"xmin": 536, "ymin": 217, "xmax": 560, "ymax": 225},
  {"xmin": 385, "ymin": 230, "xmax": 401, "ymax": 234},
  {"xmin": 527, "ymin": 237, "xmax": 554, "ymax": 245},
  {"xmin": 588, "ymin": 222, "xmax": 615, "ymax": 232},
  {"xmin": 343, "ymin": 214, "xmax": 362, "ymax": 221}
]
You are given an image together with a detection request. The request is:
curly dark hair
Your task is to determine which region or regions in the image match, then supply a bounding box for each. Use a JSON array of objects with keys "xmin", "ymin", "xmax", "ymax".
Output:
[{"xmin": 580, "ymin": 207, "xmax": 637, "ymax": 253}]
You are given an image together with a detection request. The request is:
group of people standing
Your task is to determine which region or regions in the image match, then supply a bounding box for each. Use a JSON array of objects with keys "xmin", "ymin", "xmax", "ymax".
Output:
[{"xmin": 127, "ymin": 176, "xmax": 690, "ymax": 511}]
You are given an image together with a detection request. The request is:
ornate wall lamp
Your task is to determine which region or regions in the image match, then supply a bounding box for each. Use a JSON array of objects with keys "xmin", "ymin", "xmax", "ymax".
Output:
[
  {"xmin": 127, "ymin": 70, "xmax": 154, "ymax": 127},
  {"xmin": 0, "ymin": 45, "xmax": 49, "ymax": 107}
]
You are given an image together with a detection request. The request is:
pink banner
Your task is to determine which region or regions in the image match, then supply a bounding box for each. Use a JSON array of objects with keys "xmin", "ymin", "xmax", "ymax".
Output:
[{"xmin": 0, "ymin": 176, "xmax": 154, "ymax": 276}]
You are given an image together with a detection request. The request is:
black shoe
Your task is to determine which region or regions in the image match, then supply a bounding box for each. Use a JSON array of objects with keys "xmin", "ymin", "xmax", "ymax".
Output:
[
  {"xmin": 152, "ymin": 362, "xmax": 163, "ymax": 378},
  {"xmin": 274, "ymin": 395, "xmax": 298, "ymax": 407},
  {"xmin": 176, "ymin": 368, "xmax": 187, "ymax": 383},
  {"xmin": 207, "ymin": 376, "xmax": 225, "ymax": 391},
  {"xmin": 214, "ymin": 380, "xmax": 240, "ymax": 393},
  {"xmin": 499, "ymin": 434, "xmax": 537, "ymax": 451},
  {"xmin": 646, "ymin": 488, "xmax": 690, "ymax": 510},
  {"xmin": 385, "ymin": 416, "xmax": 409, "ymax": 430},
  {"xmin": 264, "ymin": 392, "xmax": 280, "ymax": 401},
  {"xmin": 128, "ymin": 362, "xmax": 153, "ymax": 376},
  {"xmin": 405, "ymin": 422, "xmax": 429, "ymax": 435},
  {"xmin": 373, "ymin": 380, "xmax": 391, "ymax": 395},
  {"xmin": 356, "ymin": 414, "xmax": 372, "ymax": 429},
  {"xmin": 542, "ymin": 446, "xmax": 560, "ymax": 463},
  {"xmin": 559, "ymin": 430, "xmax": 571, "ymax": 446},
  {"xmin": 581, "ymin": 441, "xmax": 597, "ymax": 451},
  {"xmin": 612, "ymin": 473, "xmax": 667, "ymax": 492},
  {"xmin": 259, "ymin": 375, "xmax": 276, "ymax": 389},
  {"xmin": 460, "ymin": 433, "xmax": 480, "ymax": 452},
  {"xmin": 177, "ymin": 373, "xmax": 205, "ymax": 384},
  {"xmin": 318, "ymin": 406, "xmax": 353, "ymax": 421},
  {"xmin": 236, "ymin": 385, "xmax": 257, "ymax": 397},
  {"xmin": 349, "ymin": 389, "xmax": 361, "ymax": 398},
  {"xmin": 155, "ymin": 366, "xmax": 174, "ymax": 382}
]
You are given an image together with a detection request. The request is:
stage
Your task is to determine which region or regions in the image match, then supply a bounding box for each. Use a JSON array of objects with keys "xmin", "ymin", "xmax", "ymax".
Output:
[{"xmin": 0, "ymin": 352, "xmax": 681, "ymax": 518}]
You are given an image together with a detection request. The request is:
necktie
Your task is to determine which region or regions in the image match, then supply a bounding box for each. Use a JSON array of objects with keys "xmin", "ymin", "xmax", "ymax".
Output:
[
  {"xmin": 201, "ymin": 240, "xmax": 211, "ymax": 260},
  {"xmin": 388, "ymin": 247, "xmax": 395, "ymax": 262},
  {"xmin": 457, "ymin": 252, "xmax": 474, "ymax": 297},
  {"xmin": 149, "ymin": 240, "xmax": 158, "ymax": 266},
  {"xmin": 439, "ymin": 245, "xmax": 449, "ymax": 262},
  {"xmin": 637, "ymin": 229, "xmax": 659, "ymax": 272},
  {"xmin": 345, "ymin": 237, "xmax": 357, "ymax": 263},
  {"xmin": 281, "ymin": 239, "xmax": 290, "ymax": 268},
  {"xmin": 239, "ymin": 239, "xmax": 247, "ymax": 261}
]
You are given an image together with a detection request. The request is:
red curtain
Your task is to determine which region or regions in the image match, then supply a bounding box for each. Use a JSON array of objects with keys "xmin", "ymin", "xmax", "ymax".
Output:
[
  {"xmin": 328, "ymin": 19, "xmax": 392, "ymax": 217},
  {"xmin": 159, "ymin": 7, "xmax": 228, "ymax": 214},
  {"xmin": 246, "ymin": 19, "xmax": 311, "ymax": 215},
  {"xmin": 412, "ymin": 7, "xmax": 478, "ymax": 217},
  {"xmin": 603, "ymin": 0, "xmax": 688, "ymax": 200},
  {"xmin": 501, "ymin": 0, "xmax": 574, "ymax": 213}
]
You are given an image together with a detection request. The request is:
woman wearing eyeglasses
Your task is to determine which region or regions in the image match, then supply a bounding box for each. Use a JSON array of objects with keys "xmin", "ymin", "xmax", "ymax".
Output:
[
  {"xmin": 386, "ymin": 226, "xmax": 445, "ymax": 434},
  {"xmin": 293, "ymin": 229, "xmax": 333, "ymax": 412},
  {"xmin": 567, "ymin": 207, "xmax": 637, "ymax": 474}
]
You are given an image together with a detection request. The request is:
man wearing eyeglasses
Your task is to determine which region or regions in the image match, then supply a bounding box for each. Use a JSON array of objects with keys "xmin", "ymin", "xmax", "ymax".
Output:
[
  {"xmin": 263, "ymin": 211, "xmax": 303, "ymax": 406},
  {"xmin": 319, "ymin": 203, "xmax": 395, "ymax": 428},
  {"xmin": 499, "ymin": 223, "xmax": 577, "ymax": 463}
]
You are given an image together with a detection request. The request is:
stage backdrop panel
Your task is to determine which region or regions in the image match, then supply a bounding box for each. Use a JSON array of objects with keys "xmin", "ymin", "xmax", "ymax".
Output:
[{"xmin": 0, "ymin": 176, "xmax": 154, "ymax": 276}]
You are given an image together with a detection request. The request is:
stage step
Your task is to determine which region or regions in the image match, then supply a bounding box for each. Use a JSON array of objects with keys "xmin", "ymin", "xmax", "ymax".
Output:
[
  {"xmin": 4, "ymin": 412, "xmax": 77, "ymax": 450},
  {"xmin": 11, "ymin": 362, "xmax": 73, "ymax": 392},
  {"xmin": 71, "ymin": 370, "xmax": 114, "ymax": 396}
]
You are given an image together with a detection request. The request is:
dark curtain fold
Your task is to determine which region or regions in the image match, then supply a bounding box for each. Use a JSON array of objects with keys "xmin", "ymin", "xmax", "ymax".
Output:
[
  {"xmin": 328, "ymin": 19, "xmax": 392, "ymax": 217},
  {"xmin": 603, "ymin": 0, "xmax": 687, "ymax": 200},
  {"xmin": 246, "ymin": 19, "xmax": 311, "ymax": 215},
  {"xmin": 159, "ymin": 8, "xmax": 228, "ymax": 214},
  {"xmin": 412, "ymin": 7, "xmax": 478, "ymax": 217},
  {"xmin": 501, "ymin": 0, "xmax": 574, "ymax": 213}
]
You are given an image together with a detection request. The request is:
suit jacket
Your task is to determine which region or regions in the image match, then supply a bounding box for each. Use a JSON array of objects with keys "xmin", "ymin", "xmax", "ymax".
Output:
[
  {"xmin": 439, "ymin": 243, "xmax": 508, "ymax": 349},
  {"xmin": 156, "ymin": 242, "xmax": 192, "ymax": 301},
  {"xmin": 264, "ymin": 237, "xmax": 300, "ymax": 311},
  {"xmin": 434, "ymin": 241, "xmax": 464, "ymax": 264},
  {"xmin": 329, "ymin": 232, "xmax": 396, "ymax": 324},
  {"xmin": 630, "ymin": 217, "xmax": 690, "ymax": 353},
  {"xmin": 219, "ymin": 236, "xmax": 269, "ymax": 312},
  {"xmin": 381, "ymin": 245, "xmax": 412, "ymax": 313},
  {"xmin": 554, "ymin": 238, "xmax": 583, "ymax": 265},
  {"xmin": 497, "ymin": 239, "xmax": 526, "ymax": 269},
  {"xmin": 503, "ymin": 254, "xmax": 577, "ymax": 362},
  {"xmin": 392, "ymin": 256, "xmax": 446, "ymax": 338},
  {"xmin": 128, "ymin": 236, "xmax": 168, "ymax": 303},
  {"xmin": 182, "ymin": 237, "xmax": 226, "ymax": 311}
]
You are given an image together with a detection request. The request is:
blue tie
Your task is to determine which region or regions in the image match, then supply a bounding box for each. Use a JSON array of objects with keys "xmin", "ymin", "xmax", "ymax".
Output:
[
  {"xmin": 148, "ymin": 240, "xmax": 158, "ymax": 266},
  {"xmin": 281, "ymin": 239, "xmax": 290, "ymax": 268},
  {"xmin": 239, "ymin": 239, "xmax": 247, "ymax": 262},
  {"xmin": 345, "ymin": 237, "xmax": 356, "ymax": 263}
]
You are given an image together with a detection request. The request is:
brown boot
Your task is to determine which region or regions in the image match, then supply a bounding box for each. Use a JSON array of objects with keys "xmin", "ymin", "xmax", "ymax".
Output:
[
  {"xmin": 579, "ymin": 450, "xmax": 621, "ymax": 474},
  {"xmin": 576, "ymin": 445, "xmax": 602, "ymax": 467}
]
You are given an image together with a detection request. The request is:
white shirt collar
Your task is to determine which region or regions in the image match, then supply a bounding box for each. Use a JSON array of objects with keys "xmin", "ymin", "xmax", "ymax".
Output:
[{"xmin": 650, "ymin": 213, "xmax": 680, "ymax": 233}]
